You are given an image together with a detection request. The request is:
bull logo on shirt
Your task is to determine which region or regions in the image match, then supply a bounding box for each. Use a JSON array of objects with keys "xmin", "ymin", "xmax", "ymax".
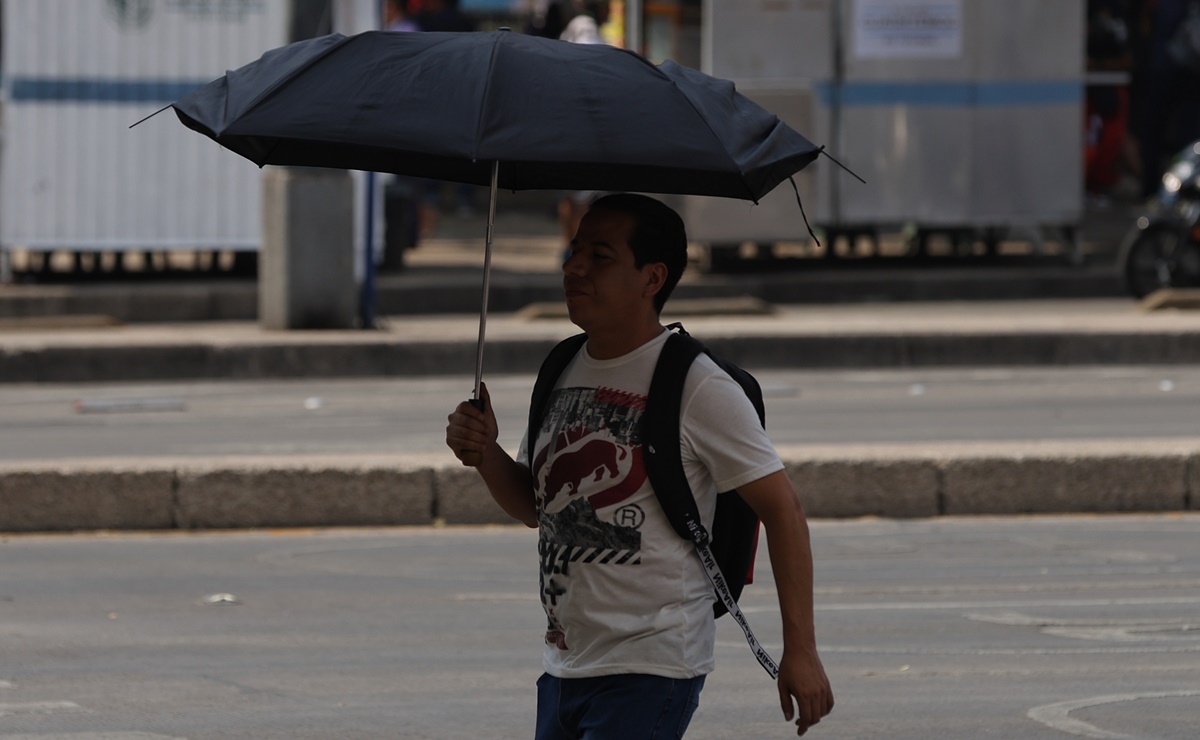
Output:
[
  {"xmin": 534, "ymin": 429, "xmax": 646, "ymax": 513},
  {"xmin": 541, "ymin": 437, "xmax": 626, "ymax": 503}
]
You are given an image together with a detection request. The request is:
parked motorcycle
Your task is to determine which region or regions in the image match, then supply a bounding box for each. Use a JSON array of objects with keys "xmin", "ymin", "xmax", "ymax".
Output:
[{"xmin": 1120, "ymin": 139, "xmax": 1200, "ymax": 299}]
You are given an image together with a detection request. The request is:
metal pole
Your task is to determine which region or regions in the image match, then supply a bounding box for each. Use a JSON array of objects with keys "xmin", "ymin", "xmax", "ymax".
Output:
[
  {"xmin": 830, "ymin": 0, "xmax": 844, "ymax": 227},
  {"xmin": 361, "ymin": 170, "xmax": 377, "ymax": 329},
  {"xmin": 460, "ymin": 162, "xmax": 500, "ymax": 468},
  {"xmin": 625, "ymin": 0, "xmax": 642, "ymax": 54},
  {"xmin": 472, "ymin": 160, "xmax": 500, "ymax": 405}
]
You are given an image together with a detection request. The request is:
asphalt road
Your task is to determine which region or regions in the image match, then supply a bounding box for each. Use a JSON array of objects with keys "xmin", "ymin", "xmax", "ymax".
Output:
[
  {"xmin": 2, "ymin": 366, "xmax": 1198, "ymax": 463},
  {"xmin": 1, "ymin": 515, "xmax": 1198, "ymax": 739}
]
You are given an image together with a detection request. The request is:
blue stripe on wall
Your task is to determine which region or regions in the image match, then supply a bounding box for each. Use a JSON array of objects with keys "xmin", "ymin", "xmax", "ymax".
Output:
[
  {"xmin": 9, "ymin": 76, "xmax": 1081, "ymax": 108},
  {"xmin": 815, "ymin": 81, "xmax": 1080, "ymax": 107},
  {"xmin": 8, "ymin": 78, "xmax": 211, "ymax": 104},
  {"xmin": 972, "ymin": 81, "xmax": 1080, "ymax": 106}
]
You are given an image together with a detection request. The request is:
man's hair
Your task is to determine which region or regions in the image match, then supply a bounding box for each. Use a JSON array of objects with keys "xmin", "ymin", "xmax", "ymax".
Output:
[{"xmin": 588, "ymin": 193, "xmax": 687, "ymax": 313}]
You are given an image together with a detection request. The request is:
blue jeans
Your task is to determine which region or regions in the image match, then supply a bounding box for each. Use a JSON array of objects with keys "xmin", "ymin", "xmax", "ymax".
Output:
[{"xmin": 535, "ymin": 672, "xmax": 706, "ymax": 740}]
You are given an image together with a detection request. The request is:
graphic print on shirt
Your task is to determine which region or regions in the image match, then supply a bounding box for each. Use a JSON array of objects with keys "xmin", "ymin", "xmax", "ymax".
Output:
[{"xmin": 534, "ymin": 386, "xmax": 648, "ymax": 650}]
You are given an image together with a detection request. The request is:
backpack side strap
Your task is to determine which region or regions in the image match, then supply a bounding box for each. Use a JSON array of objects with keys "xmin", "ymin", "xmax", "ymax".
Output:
[{"xmin": 645, "ymin": 327, "xmax": 781, "ymax": 680}]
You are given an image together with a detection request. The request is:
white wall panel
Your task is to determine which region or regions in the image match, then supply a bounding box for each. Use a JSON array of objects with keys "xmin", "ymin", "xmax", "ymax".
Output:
[
  {"xmin": 685, "ymin": 0, "xmax": 1083, "ymax": 242},
  {"xmin": 1, "ymin": 0, "xmax": 289, "ymax": 251}
]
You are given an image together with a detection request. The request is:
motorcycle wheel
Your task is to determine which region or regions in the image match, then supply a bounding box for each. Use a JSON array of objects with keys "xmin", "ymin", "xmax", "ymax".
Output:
[{"xmin": 1123, "ymin": 223, "xmax": 1200, "ymax": 299}]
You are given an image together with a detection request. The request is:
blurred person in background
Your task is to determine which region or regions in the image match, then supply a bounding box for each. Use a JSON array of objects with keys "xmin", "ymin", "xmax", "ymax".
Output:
[
  {"xmin": 525, "ymin": 0, "xmax": 568, "ymax": 39},
  {"xmin": 556, "ymin": 1, "xmax": 610, "ymax": 258},
  {"xmin": 559, "ymin": 0, "xmax": 607, "ymax": 43},
  {"xmin": 384, "ymin": 0, "xmax": 420, "ymax": 32},
  {"xmin": 1132, "ymin": 0, "xmax": 1200, "ymax": 198},
  {"xmin": 414, "ymin": 0, "xmax": 479, "ymax": 231},
  {"xmin": 382, "ymin": 0, "xmax": 428, "ymax": 256},
  {"xmin": 415, "ymin": 0, "xmax": 474, "ymax": 32},
  {"xmin": 1086, "ymin": 0, "xmax": 1141, "ymax": 200}
]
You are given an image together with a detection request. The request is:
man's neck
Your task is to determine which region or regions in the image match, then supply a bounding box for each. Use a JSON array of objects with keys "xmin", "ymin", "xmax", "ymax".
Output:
[{"xmin": 585, "ymin": 320, "xmax": 664, "ymax": 360}]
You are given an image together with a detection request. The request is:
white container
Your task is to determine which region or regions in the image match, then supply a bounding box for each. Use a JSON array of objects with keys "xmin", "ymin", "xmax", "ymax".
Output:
[
  {"xmin": 0, "ymin": 0, "xmax": 288, "ymax": 254},
  {"xmin": 681, "ymin": 0, "xmax": 1083, "ymax": 249}
]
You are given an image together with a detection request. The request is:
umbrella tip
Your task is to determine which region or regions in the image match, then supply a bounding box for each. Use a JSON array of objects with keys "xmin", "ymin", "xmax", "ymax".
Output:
[{"xmin": 128, "ymin": 103, "xmax": 173, "ymax": 129}]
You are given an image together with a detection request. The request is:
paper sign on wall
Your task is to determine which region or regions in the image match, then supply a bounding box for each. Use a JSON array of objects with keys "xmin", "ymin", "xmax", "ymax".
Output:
[{"xmin": 853, "ymin": 0, "xmax": 963, "ymax": 59}]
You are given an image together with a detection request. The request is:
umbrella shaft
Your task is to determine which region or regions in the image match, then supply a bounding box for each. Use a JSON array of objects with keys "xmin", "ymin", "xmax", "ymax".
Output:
[{"xmin": 473, "ymin": 161, "xmax": 500, "ymax": 402}]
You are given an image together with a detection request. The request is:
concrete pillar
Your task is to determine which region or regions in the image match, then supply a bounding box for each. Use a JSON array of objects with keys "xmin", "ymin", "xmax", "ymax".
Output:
[{"xmin": 260, "ymin": 167, "xmax": 357, "ymax": 330}]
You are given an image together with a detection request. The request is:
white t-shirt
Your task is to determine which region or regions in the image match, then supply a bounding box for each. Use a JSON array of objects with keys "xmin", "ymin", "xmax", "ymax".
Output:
[
  {"xmin": 518, "ymin": 329, "xmax": 783, "ymax": 679},
  {"xmin": 559, "ymin": 14, "xmax": 605, "ymax": 45}
]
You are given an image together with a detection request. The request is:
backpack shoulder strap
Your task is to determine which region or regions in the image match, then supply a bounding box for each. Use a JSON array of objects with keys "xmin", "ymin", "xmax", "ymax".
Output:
[
  {"xmin": 642, "ymin": 328, "xmax": 766, "ymax": 543},
  {"xmin": 643, "ymin": 329, "xmax": 707, "ymax": 545},
  {"xmin": 527, "ymin": 333, "xmax": 588, "ymax": 470}
]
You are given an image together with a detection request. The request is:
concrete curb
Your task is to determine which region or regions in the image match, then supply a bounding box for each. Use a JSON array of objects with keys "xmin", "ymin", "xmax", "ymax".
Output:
[
  {"xmin": 0, "ymin": 339, "xmax": 528, "ymax": 383},
  {"xmin": 2, "ymin": 451, "xmax": 1195, "ymax": 533},
  {"xmin": 6, "ymin": 330, "xmax": 1200, "ymax": 384}
]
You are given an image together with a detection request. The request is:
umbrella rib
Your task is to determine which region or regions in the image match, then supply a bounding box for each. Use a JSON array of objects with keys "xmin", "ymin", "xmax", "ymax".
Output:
[
  {"xmin": 258, "ymin": 137, "xmax": 285, "ymax": 166},
  {"xmin": 219, "ymin": 33, "xmax": 353, "ymax": 134},
  {"xmin": 471, "ymin": 32, "xmax": 506, "ymax": 165},
  {"xmin": 660, "ymin": 72, "xmax": 759, "ymax": 203}
]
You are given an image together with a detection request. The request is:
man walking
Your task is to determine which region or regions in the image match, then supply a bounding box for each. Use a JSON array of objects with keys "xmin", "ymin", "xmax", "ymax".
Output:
[{"xmin": 446, "ymin": 193, "xmax": 833, "ymax": 737}]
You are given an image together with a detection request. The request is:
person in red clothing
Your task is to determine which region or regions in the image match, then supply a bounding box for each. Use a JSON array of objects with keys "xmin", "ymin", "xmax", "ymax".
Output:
[{"xmin": 1086, "ymin": 0, "xmax": 1138, "ymax": 196}]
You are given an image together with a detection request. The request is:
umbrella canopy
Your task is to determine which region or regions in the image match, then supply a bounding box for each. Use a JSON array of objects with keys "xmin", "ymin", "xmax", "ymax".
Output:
[
  {"xmin": 164, "ymin": 29, "xmax": 831, "ymax": 438},
  {"xmin": 170, "ymin": 30, "xmax": 822, "ymax": 202}
]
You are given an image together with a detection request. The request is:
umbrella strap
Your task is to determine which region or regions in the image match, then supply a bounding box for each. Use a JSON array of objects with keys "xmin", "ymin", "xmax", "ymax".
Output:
[
  {"xmin": 788, "ymin": 176, "xmax": 820, "ymax": 248},
  {"xmin": 696, "ymin": 542, "xmax": 780, "ymax": 680}
]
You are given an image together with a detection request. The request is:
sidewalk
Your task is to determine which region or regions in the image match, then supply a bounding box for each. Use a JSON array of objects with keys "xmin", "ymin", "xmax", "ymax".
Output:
[
  {"xmin": 2, "ymin": 205, "xmax": 1199, "ymax": 531},
  {"xmin": 2, "ymin": 298, "xmax": 1200, "ymax": 384},
  {"xmin": 1, "ymin": 296, "xmax": 1199, "ymax": 533}
]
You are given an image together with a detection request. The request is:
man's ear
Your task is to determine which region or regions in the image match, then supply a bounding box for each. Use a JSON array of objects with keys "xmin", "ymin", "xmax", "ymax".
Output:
[{"xmin": 642, "ymin": 262, "xmax": 668, "ymax": 300}]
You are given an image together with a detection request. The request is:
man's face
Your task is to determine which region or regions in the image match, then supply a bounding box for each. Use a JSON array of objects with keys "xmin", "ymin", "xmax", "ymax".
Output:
[{"xmin": 562, "ymin": 208, "xmax": 658, "ymax": 332}]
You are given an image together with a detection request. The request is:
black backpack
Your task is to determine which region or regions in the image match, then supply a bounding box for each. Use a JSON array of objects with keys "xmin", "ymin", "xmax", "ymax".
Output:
[{"xmin": 526, "ymin": 322, "xmax": 766, "ymax": 618}]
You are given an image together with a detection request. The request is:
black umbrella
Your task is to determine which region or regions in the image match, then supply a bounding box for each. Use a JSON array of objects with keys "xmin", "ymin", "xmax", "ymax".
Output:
[{"xmin": 159, "ymin": 29, "xmax": 829, "ymax": 438}]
